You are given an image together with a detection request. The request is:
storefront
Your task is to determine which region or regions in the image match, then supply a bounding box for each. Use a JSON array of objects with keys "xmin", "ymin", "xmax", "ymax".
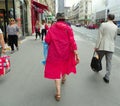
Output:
[
  {"xmin": 0, "ymin": 0, "xmax": 15, "ymax": 42},
  {"xmin": 16, "ymin": 0, "xmax": 28, "ymax": 38},
  {"xmin": 0, "ymin": 0, "xmax": 29, "ymax": 42},
  {"xmin": 31, "ymin": 0, "xmax": 48, "ymax": 33},
  {"xmin": 96, "ymin": 10, "xmax": 106, "ymax": 26}
]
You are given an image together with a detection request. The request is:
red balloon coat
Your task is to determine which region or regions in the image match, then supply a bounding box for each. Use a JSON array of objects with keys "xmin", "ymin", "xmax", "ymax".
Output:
[{"xmin": 44, "ymin": 21, "xmax": 77, "ymax": 79}]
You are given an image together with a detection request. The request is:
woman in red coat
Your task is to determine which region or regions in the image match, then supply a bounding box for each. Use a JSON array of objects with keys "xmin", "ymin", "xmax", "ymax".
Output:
[{"xmin": 44, "ymin": 13, "xmax": 80, "ymax": 101}]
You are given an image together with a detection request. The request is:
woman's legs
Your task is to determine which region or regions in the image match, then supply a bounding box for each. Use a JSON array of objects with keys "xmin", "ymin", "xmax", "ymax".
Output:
[
  {"xmin": 55, "ymin": 79, "xmax": 61, "ymax": 95},
  {"xmin": 8, "ymin": 35, "xmax": 14, "ymax": 51},
  {"xmin": 55, "ymin": 79, "xmax": 61, "ymax": 101},
  {"xmin": 41, "ymin": 29, "xmax": 46, "ymax": 41},
  {"xmin": 14, "ymin": 35, "xmax": 18, "ymax": 50},
  {"xmin": 62, "ymin": 74, "xmax": 66, "ymax": 84},
  {"xmin": 54, "ymin": 75, "xmax": 67, "ymax": 101},
  {"xmin": 35, "ymin": 32, "xmax": 38, "ymax": 39},
  {"xmin": 41, "ymin": 29, "xmax": 44, "ymax": 41}
]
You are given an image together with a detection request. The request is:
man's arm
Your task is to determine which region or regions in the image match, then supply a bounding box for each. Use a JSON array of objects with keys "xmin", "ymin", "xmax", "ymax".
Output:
[{"xmin": 0, "ymin": 33, "xmax": 5, "ymax": 53}]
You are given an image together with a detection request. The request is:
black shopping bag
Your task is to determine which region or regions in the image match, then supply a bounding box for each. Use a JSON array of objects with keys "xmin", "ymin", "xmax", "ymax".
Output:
[{"xmin": 90, "ymin": 51, "xmax": 102, "ymax": 72}]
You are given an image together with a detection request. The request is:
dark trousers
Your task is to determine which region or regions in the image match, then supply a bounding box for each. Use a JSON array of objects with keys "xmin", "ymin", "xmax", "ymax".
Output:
[
  {"xmin": 35, "ymin": 31, "xmax": 41, "ymax": 39},
  {"xmin": 8, "ymin": 35, "xmax": 18, "ymax": 51},
  {"xmin": 41, "ymin": 29, "xmax": 46, "ymax": 41}
]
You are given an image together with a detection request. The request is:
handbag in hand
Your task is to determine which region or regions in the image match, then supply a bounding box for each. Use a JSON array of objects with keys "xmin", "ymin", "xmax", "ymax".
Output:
[
  {"xmin": 0, "ymin": 55, "xmax": 11, "ymax": 76},
  {"xmin": 90, "ymin": 51, "xmax": 102, "ymax": 72}
]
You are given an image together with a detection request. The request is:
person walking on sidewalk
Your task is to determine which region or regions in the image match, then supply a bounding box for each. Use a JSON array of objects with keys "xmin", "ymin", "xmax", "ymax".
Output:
[
  {"xmin": 44, "ymin": 13, "xmax": 80, "ymax": 101},
  {"xmin": 95, "ymin": 14, "xmax": 118, "ymax": 83},
  {"xmin": 0, "ymin": 28, "xmax": 5, "ymax": 56},
  {"xmin": 35, "ymin": 20, "xmax": 41, "ymax": 40},
  {"xmin": 41, "ymin": 20, "xmax": 47, "ymax": 41},
  {"xmin": 7, "ymin": 18, "xmax": 19, "ymax": 54}
]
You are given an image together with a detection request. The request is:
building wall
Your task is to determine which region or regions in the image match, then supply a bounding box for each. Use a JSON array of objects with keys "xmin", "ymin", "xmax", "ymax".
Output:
[
  {"xmin": 72, "ymin": 3, "xmax": 79, "ymax": 24},
  {"xmin": 15, "ymin": 0, "xmax": 29, "ymax": 37},
  {"xmin": 25, "ymin": 0, "xmax": 32, "ymax": 35},
  {"xmin": 108, "ymin": 0, "xmax": 120, "ymax": 22},
  {"xmin": 58, "ymin": 0, "xmax": 64, "ymax": 13},
  {"xmin": 92, "ymin": 0, "xmax": 106, "ymax": 12},
  {"xmin": 92, "ymin": 0, "xmax": 120, "ymax": 23},
  {"xmin": 78, "ymin": 0, "xmax": 92, "ymax": 24}
]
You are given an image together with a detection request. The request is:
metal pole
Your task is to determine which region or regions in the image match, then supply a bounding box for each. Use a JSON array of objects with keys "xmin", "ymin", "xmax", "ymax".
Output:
[
  {"xmin": 13, "ymin": 0, "xmax": 16, "ymax": 19},
  {"xmin": 5, "ymin": 0, "xmax": 9, "ymax": 24},
  {"xmin": 5, "ymin": 0, "xmax": 9, "ymax": 43}
]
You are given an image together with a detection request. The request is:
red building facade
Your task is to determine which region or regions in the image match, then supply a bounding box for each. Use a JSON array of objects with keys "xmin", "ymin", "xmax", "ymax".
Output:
[{"xmin": 31, "ymin": 0, "xmax": 48, "ymax": 33}]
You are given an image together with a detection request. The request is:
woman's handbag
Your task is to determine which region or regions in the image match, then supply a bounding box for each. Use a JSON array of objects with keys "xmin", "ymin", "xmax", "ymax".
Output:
[
  {"xmin": 41, "ymin": 41, "xmax": 48, "ymax": 65},
  {"xmin": 0, "ymin": 55, "xmax": 11, "ymax": 76},
  {"xmin": 90, "ymin": 51, "xmax": 102, "ymax": 72}
]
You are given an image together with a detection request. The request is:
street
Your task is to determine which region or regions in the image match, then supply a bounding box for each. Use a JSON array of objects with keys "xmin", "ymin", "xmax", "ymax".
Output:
[
  {"xmin": 73, "ymin": 26, "xmax": 120, "ymax": 57},
  {"xmin": 0, "ymin": 28, "xmax": 120, "ymax": 106}
]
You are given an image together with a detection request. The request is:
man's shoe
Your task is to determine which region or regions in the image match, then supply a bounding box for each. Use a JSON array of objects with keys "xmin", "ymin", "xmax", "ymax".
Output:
[
  {"xmin": 17, "ymin": 47, "xmax": 19, "ymax": 51},
  {"xmin": 103, "ymin": 77, "xmax": 109, "ymax": 83}
]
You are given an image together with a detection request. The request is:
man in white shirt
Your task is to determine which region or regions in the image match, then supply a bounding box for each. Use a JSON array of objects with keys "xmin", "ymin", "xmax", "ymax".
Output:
[{"xmin": 95, "ymin": 14, "xmax": 118, "ymax": 83}]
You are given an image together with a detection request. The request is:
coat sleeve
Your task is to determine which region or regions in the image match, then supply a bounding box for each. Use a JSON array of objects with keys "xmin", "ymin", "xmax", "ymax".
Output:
[
  {"xmin": 95, "ymin": 23, "xmax": 103, "ymax": 48},
  {"xmin": 68, "ymin": 27, "xmax": 77, "ymax": 50}
]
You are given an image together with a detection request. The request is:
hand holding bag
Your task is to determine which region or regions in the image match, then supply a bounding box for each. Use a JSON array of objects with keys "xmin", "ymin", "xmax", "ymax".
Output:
[{"xmin": 90, "ymin": 51, "xmax": 102, "ymax": 72}]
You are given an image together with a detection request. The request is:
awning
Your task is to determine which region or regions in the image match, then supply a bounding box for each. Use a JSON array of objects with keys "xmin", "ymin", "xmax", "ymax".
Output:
[{"xmin": 32, "ymin": 0, "xmax": 48, "ymax": 10}]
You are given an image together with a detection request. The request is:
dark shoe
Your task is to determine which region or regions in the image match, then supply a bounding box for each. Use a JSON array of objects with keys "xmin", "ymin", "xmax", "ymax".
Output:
[
  {"xmin": 103, "ymin": 77, "xmax": 109, "ymax": 83},
  {"xmin": 54, "ymin": 94, "xmax": 61, "ymax": 101},
  {"xmin": 17, "ymin": 47, "xmax": 19, "ymax": 51},
  {"xmin": 61, "ymin": 79, "xmax": 66, "ymax": 84}
]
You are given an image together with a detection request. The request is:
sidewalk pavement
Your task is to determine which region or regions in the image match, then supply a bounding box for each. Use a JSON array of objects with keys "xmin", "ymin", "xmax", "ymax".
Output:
[
  {"xmin": 2, "ymin": 35, "xmax": 120, "ymax": 106},
  {"xmin": 73, "ymin": 35, "xmax": 120, "ymax": 106},
  {"xmin": 5, "ymin": 37, "xmax": 26, "ymax": 52},
  {"xmin": 20, "ymin": 35, "xmax": 120, "ymax": 106}
]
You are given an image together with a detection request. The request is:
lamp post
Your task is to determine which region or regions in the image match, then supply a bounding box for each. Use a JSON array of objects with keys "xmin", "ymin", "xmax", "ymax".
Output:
[
  {"xmin": 5, "ymin": 0, "xmax": 8, "ymax": 24},
  {"xmin": 13, "ymin": 0, "xmax": 16, "ymax": 19}
]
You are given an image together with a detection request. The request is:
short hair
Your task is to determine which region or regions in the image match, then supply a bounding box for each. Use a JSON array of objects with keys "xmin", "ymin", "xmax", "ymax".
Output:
[{"xmin": 107, "ymin": 14, "xmax": 115, "ymax": 20}]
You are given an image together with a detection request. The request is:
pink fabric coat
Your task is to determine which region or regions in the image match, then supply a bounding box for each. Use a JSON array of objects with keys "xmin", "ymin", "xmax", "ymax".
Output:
[{"xmin": 44, "ymin": 21, "xmax": 77, "ymax": 79}]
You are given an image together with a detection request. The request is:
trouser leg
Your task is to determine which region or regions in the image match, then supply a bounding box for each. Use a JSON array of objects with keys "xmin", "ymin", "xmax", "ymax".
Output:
[
  {"xmin": 42, "ymin": 29, "xmax": 46, "ymax": 41},
  {"xmin": 8, "ymin": 36, "xmax": 14, "ymax": 51},
  {"xmin": 35, "ymin": 32, "xmax": 37, "ymax": 39},
  {"xmin": 14, "ymin": 35, "xmax": 18, "ymax": 48},
  {"xmin": 38, "ymin": 32, "xmax": 41, "ymax": 39},
  {"xmin": 105, "ymin": 52, "xmax": 113, "ymax": 80},
  {"xmin": 41, "ymin": 29, "xmax": 44, "ymax": 41}
]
